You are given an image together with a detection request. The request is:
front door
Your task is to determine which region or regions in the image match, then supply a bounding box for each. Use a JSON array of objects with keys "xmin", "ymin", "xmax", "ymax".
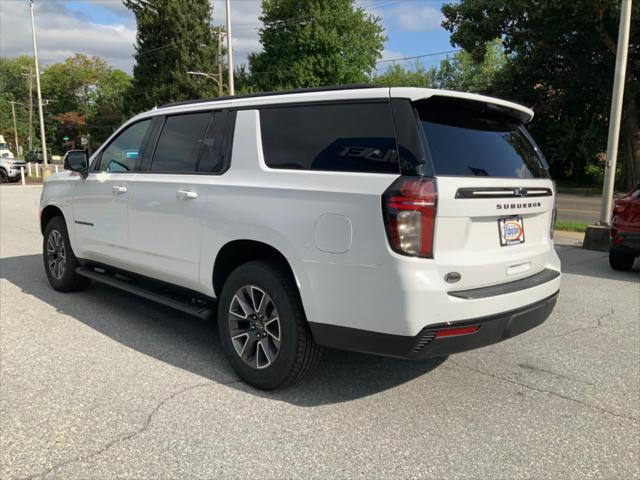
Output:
[{"xmin": 72, "ymin": 119, "xmax": 153, "ymax": 266}]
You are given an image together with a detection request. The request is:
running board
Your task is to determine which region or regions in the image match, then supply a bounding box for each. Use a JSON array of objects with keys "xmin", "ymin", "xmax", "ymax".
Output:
[{"xmin": 75, "ymin": 266, "xmax": 214, "ymax": 320}]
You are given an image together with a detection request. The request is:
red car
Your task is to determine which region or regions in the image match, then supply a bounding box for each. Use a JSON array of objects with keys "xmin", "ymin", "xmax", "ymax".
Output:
[{"xmin": 610, "ymin": 184, "xmax": 640, "ymax": 271}]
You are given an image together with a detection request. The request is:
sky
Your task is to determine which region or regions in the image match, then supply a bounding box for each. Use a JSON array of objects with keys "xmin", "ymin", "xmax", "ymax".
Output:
[{"xmin": 0, "ymin": 0, "xmax": 455, "ymax": 75}]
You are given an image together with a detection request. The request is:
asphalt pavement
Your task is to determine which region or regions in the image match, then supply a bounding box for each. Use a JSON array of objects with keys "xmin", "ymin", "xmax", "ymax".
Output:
[
  {"xmin": 556, "ymin": 193, "xmax": 602, "ymax": 224},
  {"xmin": 1, "ymin": 185, "xmax": 639, "ymax": 479}
]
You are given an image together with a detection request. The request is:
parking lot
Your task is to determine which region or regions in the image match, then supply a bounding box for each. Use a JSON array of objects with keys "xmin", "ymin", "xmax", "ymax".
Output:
[{"xmin": 1, "ymin": 185, "xmax": 638, "ymax": 479}]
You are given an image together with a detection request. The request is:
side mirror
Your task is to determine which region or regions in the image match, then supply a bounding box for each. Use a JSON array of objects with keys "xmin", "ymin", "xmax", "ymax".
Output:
[{"xmin": 63, "ymin": 150, "xmax": 89, "ymax": 178}]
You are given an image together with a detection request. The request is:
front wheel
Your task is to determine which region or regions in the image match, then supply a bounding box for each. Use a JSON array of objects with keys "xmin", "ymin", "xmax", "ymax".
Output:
[
  {"xmin": 0, "ymin": 169, "xmax": 8, "ymax": 183},
  {"xmin": 218, "ymin": 260, "xmax": 322, "ymax": 390},
  {"xmin": 609, "ymin": 249, "xmax": 636, "ymax": 271},
  {"xmin": 43, "ymin": 216, "xmax": 91, "ymax": 292}
]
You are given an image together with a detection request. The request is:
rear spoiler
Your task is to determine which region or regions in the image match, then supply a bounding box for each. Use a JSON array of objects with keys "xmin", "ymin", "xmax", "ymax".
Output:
[{"xmin": 390, "ymin": 87, "xmax": 534, "ymax": 124}]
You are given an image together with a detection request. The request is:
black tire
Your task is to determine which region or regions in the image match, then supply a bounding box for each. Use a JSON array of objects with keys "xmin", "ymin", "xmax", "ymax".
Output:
[
  {"xmin": 43, "ymin": 216, "xmax": 91, "ymax": 292},
  {"xmin": 218, "ymin": 260, "xmax": 322, "ymax": 390},
  {"xmin": 0, "ymin": 169, "xmax": 7, "ymax": 183},
  {"xmin": 609, "ymin": 249, "xmax": 636, "ymax": 271}
]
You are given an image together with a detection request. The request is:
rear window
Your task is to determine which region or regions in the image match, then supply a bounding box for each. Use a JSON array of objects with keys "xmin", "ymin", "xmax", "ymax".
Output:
[
  {"xmin": 416, "ymin": 99, "xmax": 547, "ymax": 178},
  {"xmin": 260, "ymin": 103, "xmax": 399, "ymax": 174}
]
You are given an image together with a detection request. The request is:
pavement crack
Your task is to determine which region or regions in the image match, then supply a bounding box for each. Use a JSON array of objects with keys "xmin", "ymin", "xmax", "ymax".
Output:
[
  {"xmin": 449, "ymin": 360, "xmax": 639, "ymax": 424},
  {"xmin": 544, "ymin": 307, "xmax": 614, "ymax": 340},
  {"xmin": 20, "ymin": 380, "xmax": 238, "ymax": 480},
  {"xmin": 516, "ymin": 362, "xmax": 594, "ymax": 386}
]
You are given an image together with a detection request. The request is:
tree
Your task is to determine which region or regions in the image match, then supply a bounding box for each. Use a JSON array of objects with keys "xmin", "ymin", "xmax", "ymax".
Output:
[
  {"xmin": 442, "ymin": 0, "xmax": 640, "ymax": 189},
  {"xmin": 249, "ymin": 0, "xmax": 386, "ymax": 91},
  {"xmin": 0, "ymin": 56, "xmax": 34, "ymax": 153},
  {"xmin": 374, "ymin": 39, "xmax": 505, "ymax": 92},
  {"xmin": 40, "ymin": 54, "xmax": 131, "ymax": 151},
  {"xmin": 374, "ymin": 62, "xmax": 437, "ymax": 88},
  {"xmin": 124, "ymin": 0, "xmax": 220, "ymax": 113}
]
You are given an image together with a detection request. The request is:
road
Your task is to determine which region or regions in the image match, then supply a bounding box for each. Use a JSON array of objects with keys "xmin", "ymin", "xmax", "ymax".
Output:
[
  {"xmin": 1, "ymin": 186, "xmax": 639, "ymax": 479},
  {"xmin": 556, "ymin": 193, "xmax": 602, "ymax": 224}
]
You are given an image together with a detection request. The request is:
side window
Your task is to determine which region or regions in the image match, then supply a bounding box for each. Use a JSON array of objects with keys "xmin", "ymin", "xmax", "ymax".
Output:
[
  {"xmin": 99, "ymin": 119, "xmax": 152, "ymax": 172},
  {"xmin": 150, "ymin": 112, "xmax": 212, "ymax": 172},
  {"xmin": 196, "ymin": 113, "xmax": 221, "ymax": 172},
  {"xmin": 259, "ymin": 103, "xmax": 399, "ymax": 174}
]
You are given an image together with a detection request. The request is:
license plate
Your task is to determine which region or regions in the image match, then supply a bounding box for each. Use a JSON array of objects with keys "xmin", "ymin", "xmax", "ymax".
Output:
[{"xmin": 498, "ymin": 216, "xmax": 525, "ymax": 246}]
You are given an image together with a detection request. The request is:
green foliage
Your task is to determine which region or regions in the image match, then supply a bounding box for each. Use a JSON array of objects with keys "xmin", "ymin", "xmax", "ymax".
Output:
[
  {"xmin": 124, "ymin": 0, "xmax": 220, "ymax": 113},
  {"xmin": 0, "ymin": 54, "xmax": 131, "ymax": 155},
  {"xmin": 0, "ymin": 56, "xmax": 35, "ymax": 153},
  {"xmin": 435, "ymin": 39, "xmax": 505, "ymax": 91},
  {"xmin": 555, "ymin": 221, "xmax": 588, "ymax": 233},
  {"xmin": 249, "ymin": 0, "xmax": 386, "ymax": 91},
  {"xmin": 40, "ymin": 54, "xmax": 132, "ymax": 150},
  {"xmin": 442, "ymin": 0, "xmax": 640, "ymax": 188},
  {"xmin": 374, "ymin": 39, "xmax": 505, "ymax": 92},
  {"xmin": 374, "ymin": 61, "xmax": 437, "ymax": 88}
]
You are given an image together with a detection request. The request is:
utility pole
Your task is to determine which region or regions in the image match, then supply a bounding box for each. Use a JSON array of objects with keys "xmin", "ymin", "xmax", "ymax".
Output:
[
  {"xmin": 29, "ymin": 0, "xmax": 48, "ymax": 167},
  {"xmin": 225, "ymin": 0, "xmax": 235, "ymax": 96},
  {"xmin": 599, "ymin": 0, "xmax": 632, "ymax": 225},
  {"xmin": 27, "ymin": 67, "xmax": 33, "ymax": 151},
  {"xmin": 21, "ymin": 67, "xmax": 33, "ymax": 151},
  {"xmin": 9, "ymin": 102, "xmax": 20, "ymax": 158},
  {"xmin": 216, "ymin": 28, "xmax": 224, "ymax": 96}
]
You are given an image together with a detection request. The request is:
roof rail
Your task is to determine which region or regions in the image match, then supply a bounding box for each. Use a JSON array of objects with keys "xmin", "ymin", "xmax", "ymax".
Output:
[{"xmin": 158, "ymin": 84, "xmax": 383, "ymax": 109}]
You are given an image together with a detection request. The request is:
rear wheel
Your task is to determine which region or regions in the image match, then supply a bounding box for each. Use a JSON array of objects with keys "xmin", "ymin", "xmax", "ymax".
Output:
[
  {"xmin": 43, "ymin": 216, "xmax": 91, "ymax": 292},
  {"xmin": 218, "ymin": 260, "xmax": 322, "ymax": 390},
  {"xmin": 609, "ymin": 249, "xmax": 635, "ymax": 271}
]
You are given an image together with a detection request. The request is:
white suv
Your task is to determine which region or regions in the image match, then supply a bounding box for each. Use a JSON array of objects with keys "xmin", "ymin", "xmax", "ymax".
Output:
[{"xmin": 40, "ymin": 86, "xmax": 561, "ymax": 389}]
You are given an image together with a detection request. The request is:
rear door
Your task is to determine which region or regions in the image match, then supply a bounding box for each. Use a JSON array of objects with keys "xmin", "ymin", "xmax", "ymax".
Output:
[
  {"xmin": 126, "ymin": 110, "xmax": 228, "ymax": 290},
  {"xmin": 415, "ymin": 97, "xmax": 556, "ymax": 289}
]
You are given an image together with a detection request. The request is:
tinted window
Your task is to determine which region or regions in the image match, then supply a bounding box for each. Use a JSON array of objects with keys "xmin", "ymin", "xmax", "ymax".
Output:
[
  {"xmin": 197, "ymin": 111, "xmax": 230, "ymax": 173},
  {"xmin": 260, "ymin": 103, "xmax": 399, "ymax": 174},
  {"xmin": 151, "ymin": 112, "xmax": 212, "ymax": 172},
  {"xmin": 99, "ymin": 119, "xmax": 152, "ymax": 172},
  {"xmin": 417, "ymin": 102, "xmax": 547, "ymax": 178}
]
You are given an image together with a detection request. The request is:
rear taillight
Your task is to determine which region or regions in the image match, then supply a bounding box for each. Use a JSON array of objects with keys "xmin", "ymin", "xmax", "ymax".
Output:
[
  {"xmin": 550, "ymin": 181, "xmax": 557, "ymax": 239},
  {"xmin": 382, "ymin": 177, "xmax": 437, "ymax": 258},
  {"xmin": 613, "ymin": 202, "xmax": 627, "ymax": 215}
]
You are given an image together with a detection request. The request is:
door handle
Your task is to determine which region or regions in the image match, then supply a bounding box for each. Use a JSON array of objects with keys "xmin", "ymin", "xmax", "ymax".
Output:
[
  {"xmin": 112, "ymin": 186, "xmax": 127, "ymax": 194},
  {"xmin": 176, "ymin": 190, "xmax": 198, "ymax": 200}
]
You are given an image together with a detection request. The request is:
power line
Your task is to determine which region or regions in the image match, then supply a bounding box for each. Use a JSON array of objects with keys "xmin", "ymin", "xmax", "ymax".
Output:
[
  {"xmin": 376, "ymin": 49, "xmax": 461, "ymax": 64},
  {"xmin": 136, "ymin": 42, "xmax": 174, "ymax": 57}
]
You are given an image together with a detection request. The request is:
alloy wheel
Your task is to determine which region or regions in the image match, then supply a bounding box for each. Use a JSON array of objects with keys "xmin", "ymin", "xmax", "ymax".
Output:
[
  {"xmin": 228, "ymin": 285, "xmax": 281, "ymax": 369},
  {"xmin": 46, "ymin": 230, "xmax": 66, "ymax": 280}
]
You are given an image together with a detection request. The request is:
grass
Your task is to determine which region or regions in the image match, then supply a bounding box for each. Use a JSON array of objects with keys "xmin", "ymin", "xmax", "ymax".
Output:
[{"xmin": 555, "ymin": 221, "xmax": 588, "ymax": 233}]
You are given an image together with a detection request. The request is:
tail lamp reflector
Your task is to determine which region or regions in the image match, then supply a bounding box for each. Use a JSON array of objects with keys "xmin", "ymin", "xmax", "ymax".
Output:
[{"xmin": 435, "ymin": 325, "xmax": 480, "ymax": 338}]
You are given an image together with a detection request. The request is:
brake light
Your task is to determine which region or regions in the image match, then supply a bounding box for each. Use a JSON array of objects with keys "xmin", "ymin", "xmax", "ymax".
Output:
[
  {"xmin": 382, "ymin": 177, "xmax": 437, "ymax": 258},
  {"xmin": 550, "ymin": 181, "xmax": 557, "ymax": 239}
]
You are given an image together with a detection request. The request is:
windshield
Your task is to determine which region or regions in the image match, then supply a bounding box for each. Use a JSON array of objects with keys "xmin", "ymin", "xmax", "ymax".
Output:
[{"xmin": 416, "ymin": 99, "xmax": 548, "ymax": 179}]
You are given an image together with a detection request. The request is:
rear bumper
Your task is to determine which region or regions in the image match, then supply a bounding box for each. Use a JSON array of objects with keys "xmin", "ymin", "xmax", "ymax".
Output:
[
  {"xmin": 309, "ymin": 291, "xmax": 558, "ymax": 359},
  {"xmin": 611, "ymin": 232, "xmax": 640, "ymax": 255}
]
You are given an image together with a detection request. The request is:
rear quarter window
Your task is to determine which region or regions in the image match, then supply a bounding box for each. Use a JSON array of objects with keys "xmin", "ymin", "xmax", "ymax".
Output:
[{"xmin": 260, "ymin": 102, "xmax": 399, "ymax": 174}]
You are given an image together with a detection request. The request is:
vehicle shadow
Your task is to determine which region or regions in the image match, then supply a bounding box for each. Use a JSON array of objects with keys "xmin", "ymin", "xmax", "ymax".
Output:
[
  {"xmin": 0, "ymin": 254, "xmax": 445, "ymax": 406},
  {"xmin": 555, "ymin": 245, "xmax": 640, "ymax": 281}
]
